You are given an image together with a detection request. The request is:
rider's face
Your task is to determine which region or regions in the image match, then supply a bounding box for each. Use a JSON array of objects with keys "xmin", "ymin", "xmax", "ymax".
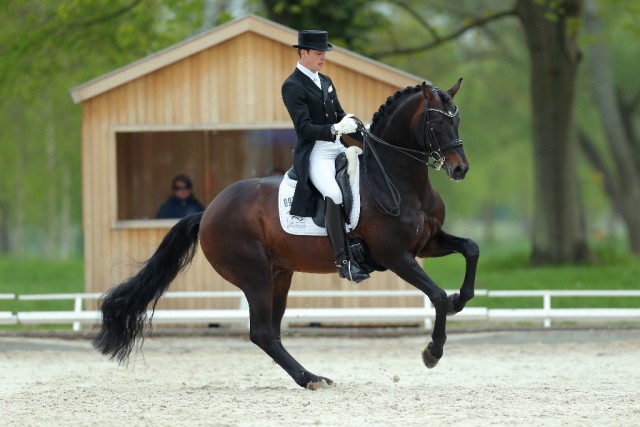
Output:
[{"xmin": 300, "ymin": 49, "xmax": 326, "ymax": 73}]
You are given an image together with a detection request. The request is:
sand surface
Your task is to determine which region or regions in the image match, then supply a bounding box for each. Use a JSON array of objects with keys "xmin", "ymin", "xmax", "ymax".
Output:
[{"xmin": 1, "ymin": 329, "xmax": 639, "ymax": 426}]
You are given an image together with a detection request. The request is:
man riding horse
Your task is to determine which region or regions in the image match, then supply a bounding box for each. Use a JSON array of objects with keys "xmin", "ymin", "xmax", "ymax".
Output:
[
  {"xmin": 281, "ymin": 30, "xmax": 369, "ymax": 284},
  {"xmin": 93, "ymin": 28, "xmax": 478, "ymax": 390}
]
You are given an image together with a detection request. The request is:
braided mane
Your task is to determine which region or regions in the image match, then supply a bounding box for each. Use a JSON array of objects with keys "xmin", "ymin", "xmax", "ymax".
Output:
[
  {"xmin": 369, "ymin": 85, "xmax": 453, "ymax": 134},
  {"xmin": 370, "ymin": 85, "xmax": 422, "ymax": 133}
]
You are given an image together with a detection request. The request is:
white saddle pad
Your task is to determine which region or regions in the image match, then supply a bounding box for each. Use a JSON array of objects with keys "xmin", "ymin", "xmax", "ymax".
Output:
[{"xmin": 278, "ymin": 147, "xmax": 362, "ymax": 236}]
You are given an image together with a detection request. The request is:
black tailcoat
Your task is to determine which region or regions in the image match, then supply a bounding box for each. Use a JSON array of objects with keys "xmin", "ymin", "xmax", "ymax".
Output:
[{"xmin": 281, "ymin": 68, "xmax": 347, "ymax": 217}]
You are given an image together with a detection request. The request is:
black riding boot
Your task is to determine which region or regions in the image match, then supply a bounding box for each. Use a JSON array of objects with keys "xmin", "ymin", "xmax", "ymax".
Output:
[{"xmin": 325, "ymin": 198, "xmax": 370, "ymax": 284}]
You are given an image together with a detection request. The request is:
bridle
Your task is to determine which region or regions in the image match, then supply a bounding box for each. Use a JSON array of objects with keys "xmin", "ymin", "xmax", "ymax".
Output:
[
  {"xmin": 419, "ymin": 102, "xmax": 463, "ymax": 170},
  {"xmin": 354, "ymin": 94, "xmax": 463, "ymax": 171},
  {"xmin": 352, "ymin": 90, "xmax": 463, "ymax": 216}
]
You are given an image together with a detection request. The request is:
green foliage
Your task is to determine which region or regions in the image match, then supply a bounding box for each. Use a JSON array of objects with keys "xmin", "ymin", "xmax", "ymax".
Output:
[
  {"xmin": 254, "ymin": 0, "xmax": 390, "ymax": 51},
  {"xmin": 0, "ymin": 0, "xmax": 638, "ymax": 259},
  {"xmin": 367, "ymin": 1, "xmax": 534, "ymax": 220},
  {"xmin": 0, "ymin": 0, "xmax": 205, "ymax": 257}
]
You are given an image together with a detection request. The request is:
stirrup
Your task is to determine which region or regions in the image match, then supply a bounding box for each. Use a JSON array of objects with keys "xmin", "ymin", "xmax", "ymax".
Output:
[{"xmin": 336, "ymin": 256, "xmax": 369, "ymax": 284}]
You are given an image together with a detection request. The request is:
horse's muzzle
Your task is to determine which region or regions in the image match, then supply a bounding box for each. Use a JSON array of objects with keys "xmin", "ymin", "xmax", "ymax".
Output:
[{"xmin": 449, "ymin": 162, "xmax": 469, "ymax": 181}]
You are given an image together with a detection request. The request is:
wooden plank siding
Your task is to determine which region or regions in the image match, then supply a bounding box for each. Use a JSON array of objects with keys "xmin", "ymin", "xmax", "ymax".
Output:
[{"xmin": 78, "ymin": 20, "xmax": 429, "ymax": 314}]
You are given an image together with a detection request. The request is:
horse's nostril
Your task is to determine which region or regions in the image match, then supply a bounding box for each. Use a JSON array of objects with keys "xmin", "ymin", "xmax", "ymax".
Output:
[{"xmin": 452, "ymin": 163, "xmax": 469, "ymax": 178}]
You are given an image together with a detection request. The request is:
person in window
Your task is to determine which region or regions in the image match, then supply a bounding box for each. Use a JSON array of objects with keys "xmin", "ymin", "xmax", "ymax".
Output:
[{"xmin": 156, "ymin": 174, "xmax": 205, "ymax": 219}]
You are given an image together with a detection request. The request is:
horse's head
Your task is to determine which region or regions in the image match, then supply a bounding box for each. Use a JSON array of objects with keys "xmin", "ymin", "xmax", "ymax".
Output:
[{"xmin": 415, "ymin": 79, "xmax": 469, "ymax": 181}]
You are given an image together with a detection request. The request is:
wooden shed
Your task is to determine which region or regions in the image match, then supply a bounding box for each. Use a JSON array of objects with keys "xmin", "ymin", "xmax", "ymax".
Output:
[{"xmin": 70, "ymin": 14, "xmax": 428, "ymax": 313}]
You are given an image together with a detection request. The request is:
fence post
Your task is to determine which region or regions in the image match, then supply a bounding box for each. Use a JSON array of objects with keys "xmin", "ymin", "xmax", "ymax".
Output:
[
  {"xmin": 543, "ymin": 292, "xmax": 551, "ymax": 328},
  {"xmin": 423, "ymin": 295, "xmax": 433, "ymax": 330},
  {"xmin": 73, "ymin": 295, "xmax": 82, "ymax": 332}
]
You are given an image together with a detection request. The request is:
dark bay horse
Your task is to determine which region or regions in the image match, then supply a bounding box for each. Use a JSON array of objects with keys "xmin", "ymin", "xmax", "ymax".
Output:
[{"xmin": 94, "ymin": 80, "xmax": 479, "ymax": 390}]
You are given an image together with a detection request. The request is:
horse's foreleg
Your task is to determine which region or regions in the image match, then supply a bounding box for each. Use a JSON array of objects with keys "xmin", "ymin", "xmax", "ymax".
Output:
[
  {"xmin": 420, "ymin": 231, "xmax": 479, "ymax": 314},
  {"xmin": 388, "ymin": 255, "xmax": 449, "ymax": 368}
]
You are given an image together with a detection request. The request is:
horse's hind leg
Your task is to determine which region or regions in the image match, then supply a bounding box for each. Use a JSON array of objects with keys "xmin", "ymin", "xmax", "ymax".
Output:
[
  {"xmin": 238, "ymin": 266, "xmax": 333, "ymax": 389},
  {"xmin": 271, "ymin": 269, "xmax": 293, "ymax": 339},
  {"xmin": 420, "ymin": 231, "xmax": 479, "ymax": 314}
]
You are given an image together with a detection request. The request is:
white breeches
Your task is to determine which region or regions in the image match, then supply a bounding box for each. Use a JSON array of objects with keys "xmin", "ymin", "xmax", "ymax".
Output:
[{"xmin": 309, "ymin": 140, "xmax": 347, "ymax": 204}]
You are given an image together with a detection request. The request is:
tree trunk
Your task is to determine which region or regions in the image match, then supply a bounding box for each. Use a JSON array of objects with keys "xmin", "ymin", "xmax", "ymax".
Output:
[
  {"xmin": 0, "ymin": 200, "xmax": 9, "ymax": 254},
  {"xmin": 516, "ymin": 0, "xmax": 591, "ymax": 265},
  {"xmin": 14, "ymin": 106, "xmax": 26, "ymax": 257},
  {"xmin": 59, "ymin": 167, "xmax": 72, "ymax": 260},
  {"xmin": 583, "ymin": 0, "xmax": 640, "ymax": 254},
  {"xmin": 45, "ymin": 109, "xmax": 58, "ymax": 259}
]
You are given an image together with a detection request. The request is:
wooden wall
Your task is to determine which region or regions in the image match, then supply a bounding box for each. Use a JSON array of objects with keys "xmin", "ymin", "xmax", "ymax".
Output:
[{"xmin": 82, "ymin": 30, "xmax": 424, "ymax": 312}]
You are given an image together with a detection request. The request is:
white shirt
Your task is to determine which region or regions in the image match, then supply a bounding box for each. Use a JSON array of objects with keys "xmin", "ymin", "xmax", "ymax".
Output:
[{"xmin": 297, "ymin": 62, "xmax": 321, "ymax": 89}]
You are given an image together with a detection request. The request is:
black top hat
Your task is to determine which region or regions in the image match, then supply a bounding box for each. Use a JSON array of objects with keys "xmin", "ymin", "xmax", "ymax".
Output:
[{"xmin": 292, "ymin": 30, "xmax": 333, "ymax": 51}]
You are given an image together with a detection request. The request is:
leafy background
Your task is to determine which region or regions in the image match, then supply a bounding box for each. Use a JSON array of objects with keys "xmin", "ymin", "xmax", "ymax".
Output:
[{"xmin": 0, "ymin": 0, "xmax": 638, "ymax": 259}]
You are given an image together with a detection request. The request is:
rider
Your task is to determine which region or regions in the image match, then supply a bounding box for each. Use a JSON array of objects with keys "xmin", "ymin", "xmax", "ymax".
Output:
[{"xmin": 281, "ymin": 30, "xmax": 369, "ymax": 284}]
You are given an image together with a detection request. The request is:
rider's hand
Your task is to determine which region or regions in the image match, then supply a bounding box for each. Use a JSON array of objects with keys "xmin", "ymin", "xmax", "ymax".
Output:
[{"xmin": 332, "ymin": 114, "xmax": 358, "ymax": 135}]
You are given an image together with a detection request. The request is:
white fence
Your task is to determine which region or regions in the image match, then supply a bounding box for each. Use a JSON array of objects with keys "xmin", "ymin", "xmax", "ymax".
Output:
[
  {"xmin": 0, "ymin": 293, "xmax": 16, "ymax": 325},
  {"xmin": 3, "ymin": 289, "xmax": 640, "ymax": 331}
]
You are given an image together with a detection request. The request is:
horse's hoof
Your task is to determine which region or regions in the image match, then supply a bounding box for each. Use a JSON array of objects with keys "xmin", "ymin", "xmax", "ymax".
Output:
[
  {"xmin": 422, "ymin": 344, "xmax": 441, "ymax": 369},
  {"xmin": 306, "ymin": 377, "xmax": 335, "ymax": 390}
]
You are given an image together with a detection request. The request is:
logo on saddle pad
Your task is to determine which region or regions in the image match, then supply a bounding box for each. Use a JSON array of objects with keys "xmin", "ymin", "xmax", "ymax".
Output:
[{"xmin": 278, "ymin": 147, "xmax": 362, "ymax": 236}]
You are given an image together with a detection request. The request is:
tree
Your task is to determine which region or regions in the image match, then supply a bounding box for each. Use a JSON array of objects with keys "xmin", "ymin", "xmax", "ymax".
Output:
[
  {"xmin": 368, "ymin": 0, "xmax": 591, "ymax": 265},
  {"xmin": 579, "ymin": 0, "xmax": 640, "ymax": 254},
  {"xmin": 254, "ymin": 0, "xmax": 389, "ymax": 51},
  {"xmin": 0, "ymin": 0, "xmax": 205, "ymax": 258},
  {"xmin": 516, "ymin": 0, "xmax": 591, "ymax": 265}
]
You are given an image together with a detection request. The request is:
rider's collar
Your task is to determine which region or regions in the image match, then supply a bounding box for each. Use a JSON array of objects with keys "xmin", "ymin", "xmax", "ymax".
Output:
[{"xmin": 297, "ymin": 62, "xmax": 321, "ymax": 86}]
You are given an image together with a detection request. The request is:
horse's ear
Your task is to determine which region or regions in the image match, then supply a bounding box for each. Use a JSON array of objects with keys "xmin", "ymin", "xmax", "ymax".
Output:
[
  {"xmin": 448, "ymin": 78, "xmax": 463, "ymax": 98},
  {"xmin": 421, "ymin": 81, "xmax": 435, "ymax": 104}
]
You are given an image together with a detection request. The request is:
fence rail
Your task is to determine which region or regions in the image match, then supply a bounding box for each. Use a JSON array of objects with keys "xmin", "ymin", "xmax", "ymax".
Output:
[{"xmin": 2, "ymin": 290, "xmax": 640, "ymax": 330}]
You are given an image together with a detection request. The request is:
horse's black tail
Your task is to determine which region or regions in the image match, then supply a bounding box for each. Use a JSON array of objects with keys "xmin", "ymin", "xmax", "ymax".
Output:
[{"xmin": 93, "ymin": 212, "xmax": 204, "ymax": 364}]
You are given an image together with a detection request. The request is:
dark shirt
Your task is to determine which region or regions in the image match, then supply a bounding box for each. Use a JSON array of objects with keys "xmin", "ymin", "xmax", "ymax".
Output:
[{"xmin": 156, "ymin": 195, "xmax": 205, "ymax": 219}]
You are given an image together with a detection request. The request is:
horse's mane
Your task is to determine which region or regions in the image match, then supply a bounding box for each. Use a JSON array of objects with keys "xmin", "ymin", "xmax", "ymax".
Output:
[
  {"xmin": 370, "ymin": 85, "xmax": 422, "ymax": 134},
  {"xmin": 370, "ymin": 84, "xmax": 451, "ymax": 134}
]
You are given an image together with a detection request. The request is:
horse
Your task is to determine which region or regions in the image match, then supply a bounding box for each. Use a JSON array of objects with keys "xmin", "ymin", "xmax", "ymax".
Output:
[{"xmin": 93, "ymin": 79, "xmax": 479, "ymax": 390}]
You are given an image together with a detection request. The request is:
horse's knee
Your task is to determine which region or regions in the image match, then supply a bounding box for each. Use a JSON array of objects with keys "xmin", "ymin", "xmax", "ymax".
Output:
[
  {"xmin": 464, "ymin": 239, "xmax": 480, "ymax": 259},
  {"xmin": 431, "ymin": 289, "xmax": 449, "ymax": 312}
]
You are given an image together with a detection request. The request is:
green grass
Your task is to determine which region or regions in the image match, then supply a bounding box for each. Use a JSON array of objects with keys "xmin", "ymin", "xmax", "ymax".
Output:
[
  {"xmin": 0, "ymin": 257, "xmax": 84, "ymax": 329},
  {"xmin": 424, "ymin": 240, "xmax": 640, "ymax": 309},
  {"xmin": 1, "ymin": 240, "xmax": 639, "ymax": 330}
]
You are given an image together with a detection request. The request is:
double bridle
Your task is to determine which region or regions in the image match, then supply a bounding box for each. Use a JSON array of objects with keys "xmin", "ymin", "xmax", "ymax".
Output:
[
  {"xmin": 353, "ymin": 94, "xmax": 463, "ymax": 216},
  {"xmin": 419, "ymin": 104, "xmax": 463, "ymax": 169},
  {"xmin": 354, "ymin": 99, "xmax": 463, "ymax": 171}
]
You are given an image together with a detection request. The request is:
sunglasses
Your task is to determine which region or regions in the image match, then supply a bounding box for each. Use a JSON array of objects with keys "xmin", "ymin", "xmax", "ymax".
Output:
[{"xmin": 173, "ymin": 185, "xmax": 191, "ymax": 191}]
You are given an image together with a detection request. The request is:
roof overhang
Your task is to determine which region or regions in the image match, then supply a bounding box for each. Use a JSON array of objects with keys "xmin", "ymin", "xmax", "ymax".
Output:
[{"xmin": 70, "ymin": 14, "xmax": 427, "ymax": 104}]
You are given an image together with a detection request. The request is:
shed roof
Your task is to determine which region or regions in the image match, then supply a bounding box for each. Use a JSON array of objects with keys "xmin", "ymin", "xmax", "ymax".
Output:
[{"xmin": 70, "ymin": 14, "xmax": 426, "ymax": 104}]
